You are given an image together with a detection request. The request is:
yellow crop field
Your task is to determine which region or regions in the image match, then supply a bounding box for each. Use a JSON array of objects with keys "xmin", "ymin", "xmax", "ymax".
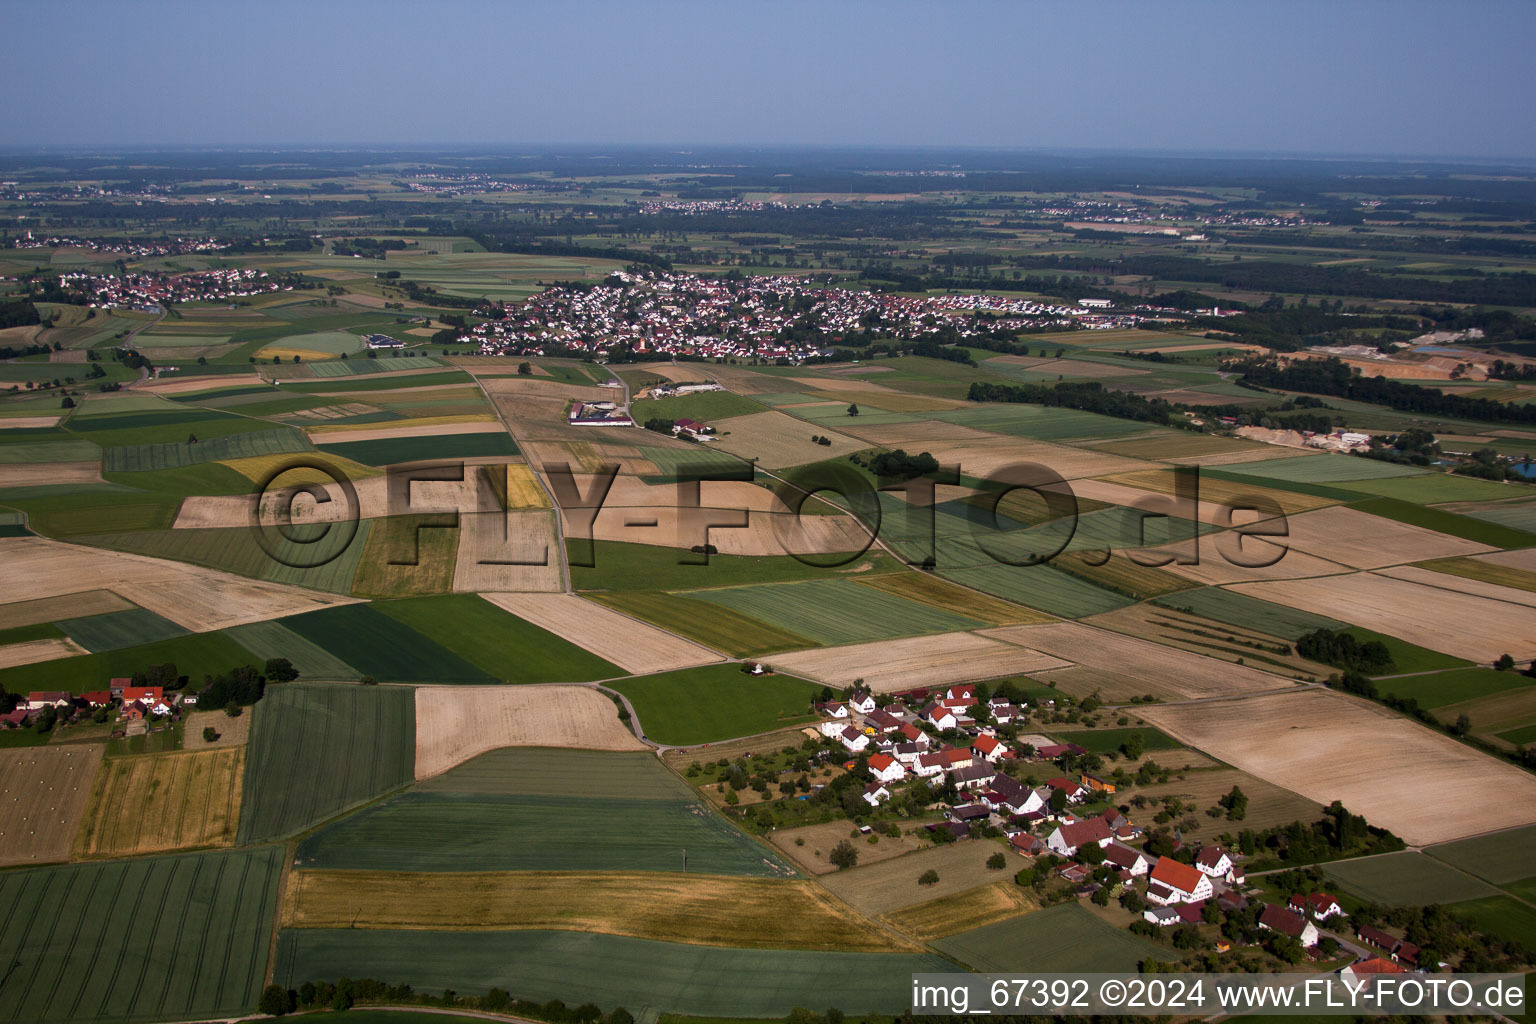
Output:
[{"xmin": 75, "ymin": 747, "xmax": 244, "ymax": 857}]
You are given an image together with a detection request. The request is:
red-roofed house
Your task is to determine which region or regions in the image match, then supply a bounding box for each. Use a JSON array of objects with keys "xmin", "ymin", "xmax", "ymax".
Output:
[
  {"xmin": 1046, "ymin": 815, "xmax": 1114, "ymax": 857},
  {"xmin": 1146, "ymin": 857, "xmax": 1214, "ymax": 905},
  {"xmin": 913, "ymin": 751, "xmax": 947, "ymax": 778},
  {"xmin": 1340, "ymin": 958, "xmax": 1406, "ymax": 990},
  {"xmin": 1195, "ymin": 845, "xmax": 1235, "ymax": 881},
  {"xmin": 897, "ymin": 722, "xmax": 929, "ymax": 746},
  {"xmin": 939, "ymin": 746, "xmax": 973, "ymax": 771},
  {"xmin": 922, "ymin": 704, "xmax": 957, "ymax": 731},
  {"xmin": 1010, "ymin": 832, "xmax": 1044, "ymax": 856},
  {"xmin": 122, "ymin": 686, "xmax": 163, "ymax": 706},
  {"xmin": 971, "ymin": 735, "xmax": 1006, "ymax": 763},
  {"xmin": 1259, "ymin": 903, "xmax": 1319, "ymax": 946},
  {"xmin": 1046, "ymin": 777, "xmax": 1086, "ymax": 803},
  {"xmin": 1, "ymin": 707, "xmax": 31, "ymax": 728},
  {"xmin": 945, "ymin": 684, "xmax": 975, "ymax": 703},
  {"xmin": 868, "ymin": 752, "xmax": 906, "ymax": 784},
  {"xmin": 862, "ymin": 782, "xmax": 891, "ymax": 807},
  {"xmin": 1289, "ymin": 892, "xmax": 1345, "ymax": 921},
  {"xmin": 25, "ymin": 691, "xmax": 71, "ymax": 711},
  {"xmin": 1104, "ymin": 842, "xmax": 1151, "ymax": 876},
  {"xmin": 80, "ymin": 691, "xmax": 113, "ymax": 708}
]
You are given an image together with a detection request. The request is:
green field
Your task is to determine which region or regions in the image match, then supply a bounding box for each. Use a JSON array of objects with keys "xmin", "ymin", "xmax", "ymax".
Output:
[
  {"xmin": 307, "ymin": 356, "xmax": 443, "ymax": 376},
  {"xmin": 260, "ymin": 330, "xmax": 367, "ymax": 356},
  {"xmin": 589, "ymin": 591, "xmax": 816, "ymax": 658},
  {"xmin": 373, "ymin": 594, "xmax": 622, "ymax": 683},
  {"xmin": 570, "ymin": 539, "xmax": 896, "ymax": 591},
  {"xmin": 278, "ymin": 603, "xmax": 494, "ymax": 684},
  {"xmin": 84, "ymin": 520, "xmax": 372, "ymax": 595},
  {"xmin": 275, "ymin": 929, "xmax": 947, "ymax": 1016},
  {"xmin": 56, "ymin": 607, "xmax": 188, "ymax": 652},
  {"xmin": 1378, "ymin": 667, "xmax": 1528, "ymax": 708},
  {"xmin": 1460, "ymin": 500, "xmax": 1536, "ymax": 534},
  {"xmin": 225, "ymin": 619, "xmax": 363, "ymax": 681},
  {"xmin": 1323, "ymin": 851, "xmax": 1500, "ymax": 906},
  {"xmin": 1046, "ymin": 725, "xmax": 1181, "ymax": 755},
  {"xmin": 237, "ymin": 683, "xmax": 416, "ymax": 844},
  {"xmin": 1352, "ymin": 496, "xmax": 1536, "ymax": 548},
  {"xmin": 1221, "ymin": 454, "xmax": 1428, "ymax": 483},
  {"xmin": 1345, "ymin": 473, "xmax": 1532, "ymax": 504},
  {"xmin": 297, "ymin": 778, "xmax": 787, "ymax": 875},
  {"xmin": 1347, "ymin": 627, "xmax": 1471, "ymax": 675},
  {"xmin": 100, "ymin": 426, "xmax": 313, "ymax": 472},
  {"xmin": 606, "ymin": 664, "xmax": 821, "ymax": 745},
  {"xmin": 933, "ymin": 403, "xmax": 1142, "ymax": 441},
  {"xmin": 942, "ymin": 562, "xmax": 1132, "ymax": 618},
  {"xmin": 317, "ymin": 430, "xmax": 517, "ymax": 466},
  {"xmin": 0, "ymin": 846, "xmax": 283, "ymax": 1024},
  {"xmin": 1449, "ymin": 895, "xmax": 1536, "ymax": 950},
  {"xmin": 0, "ymin": 438, "xmax": 100, "ymax": 463},
  {"xmin": 417, "ymin": 748, "xmax": 696, "ymax": 800},
  {"xmin": 1426, "ymin": 825, "xmax": 1536, "ymax": 883},
  {"xmin": 933, "ymin": 903, "xmax": 1162, "ymax": 972},
  {"xmin": 684, "ymin": 578, "xmax": 983, "ymax": 645},
  {"xmin": 1500, "ymin": 723, "xmax": 1536, "ymax": 745},
  {"xmin": 283, "ymin": 370, "xmax": 472, "ymax": 393},
  {"xmin": 0, "ymin": 629, "xmax": 260, "ymax": 696},
  {"xmin": 630, "ymin": 390, "xmax": 770, "ymax": 423},
  {"xmin": 1153, "ymin": 587, "xmax": 1350, "ymax": 640},
  {"xmin": 67, "ymin": 409, "xmax": 283, "ymax": 449}
]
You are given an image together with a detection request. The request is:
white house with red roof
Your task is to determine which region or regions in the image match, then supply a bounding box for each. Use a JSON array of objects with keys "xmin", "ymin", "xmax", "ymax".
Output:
[
  {"xmin": 867, "ymin": 752, "xmax": 906, "ymax": 784},
  {"xmin": 913, "ymin": 751, "xmax": 947, "ymax": 778},
  {"xmin": 971, "ymin": 734, "xmax": 1006, "ymax": 763},
  {"xmin": 1046, "ymin": 814, "xmax": 1115, "ymax": 857},
  {"xmin": 1194, "ymin": 845, "xmax": 1235, "ymax": 881},
  {"xmin": 1259, "ymin": 903, "xmax": 1320, "ymax": 947},
  {"xmin": 1290, "ymin": 892, "xmax": 1345, "ymax": 921},
  {"xmin": 1145, "ymin": 857, "xmax": 1214, "ymax": 905},
  {"xmin": 862, "ymin": 782, "xmax": 891, "ymax": 807},
  {"xmin": 849, "ymin": 690, "xmax": 877, "ymax": 715},
  {"xmin": 838, "ymin": 726, "xmax": 869, "ymax": 752},
  {"xmin": 923, "ymin": 704, "xmax": 957, "ymax": 731}
]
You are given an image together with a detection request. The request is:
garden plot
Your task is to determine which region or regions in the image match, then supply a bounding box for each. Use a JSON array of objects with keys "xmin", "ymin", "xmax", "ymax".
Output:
[
  {"xmin": 1136, "ymin": 688, "xmax": 1536, "ymax": 846},
  {"xmin": 480, "ymin": 592, "xmax": 723, "ymax": 675},
  {"xmin": 414, "ymin": 685, "xmax": 646, "ymax": 780},
  {"xmin": 767, "ymin": 631, "xmax": 1071, "ymax": 692},
  {"xmin": 1277, "ymin": 506, "xmax": 1494, "ymax": 569},
  {"xmin": 981, "ymin": 621, "xmax": 1301, "ymax": 700},
  {"xmin": 1231, "ymin": 572, "xmax": 1536, "ymax": 662}
]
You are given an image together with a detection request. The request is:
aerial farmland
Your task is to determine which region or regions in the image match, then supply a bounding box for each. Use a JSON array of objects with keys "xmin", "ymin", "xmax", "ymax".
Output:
[{"xmin": 4, "ymin": 88, "xmax": 1536, "ymax": 1024}]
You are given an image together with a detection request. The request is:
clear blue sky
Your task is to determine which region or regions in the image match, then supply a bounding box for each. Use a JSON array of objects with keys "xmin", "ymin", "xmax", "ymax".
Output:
[{"xmin": 6, "ymin": 0, "xmax": 1534, "ymax": 159}]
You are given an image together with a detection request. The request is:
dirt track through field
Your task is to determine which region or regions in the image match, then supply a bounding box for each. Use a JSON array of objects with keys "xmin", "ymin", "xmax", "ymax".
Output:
[
  {"xmin": 1136, "ymin": 689, "xmax": 1536, "ymax": 846},
  {"xmin": 481, "ymin": 593, "xmax": 723, "ymax": 674},
  {"xmin": 414, "ymin": 684, "xmax": 647, "ymax": 779}
]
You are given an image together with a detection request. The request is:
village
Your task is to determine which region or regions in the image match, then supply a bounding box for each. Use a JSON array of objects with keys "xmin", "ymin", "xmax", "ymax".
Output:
[
  {"xmin": 797, "ymin": 681, "xmax": 1430, "ymax": 979},
  {"xmin": 55, "ymin": 267, "xmax": 286, "ymax": 310},
  {"xmin": 5, "ymin": 682, "xmax": 195, "ymax": 737}
]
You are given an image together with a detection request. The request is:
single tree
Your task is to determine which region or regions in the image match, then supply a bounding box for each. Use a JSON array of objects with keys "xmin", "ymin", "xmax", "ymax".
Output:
[
  {"xmin": 202, "ymin": 726, "xmax": 219, "ymax": 743},
  {"xmin": 259, "ymin": 984, "xmax": 292, "ymax": 1016},
  {"xmin": 518, "ymin": 361, "xmax": 533, "ymax": 375},
  {"xmin": 918, "ymin": 868, "xmax": 940, "ymax": 886},
  {"xmin": 830, "ymin": 839, "xmax": 859, "ymax": 870},
  {"xmin": 846, "ymin": 403, "xmax": 860, "ymax": 417},
  {"xmin": 986, "ymin": 851, "xmax": 1007, "ymax": 870}
]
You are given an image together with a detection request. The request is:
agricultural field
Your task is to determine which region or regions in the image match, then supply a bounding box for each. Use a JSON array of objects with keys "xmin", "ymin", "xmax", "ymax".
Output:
[
  {"xmin": 1126, "ymin": 768, "xmax": 1325, "ymax": 844},
  {"xmin": 1136, "ymin": 688, "xmax": 1536, "ymax": 845},
  {"xmin": 480, "ymin": 592, "xmax": 723, "ymax": 675},
  {"xmin": 237, "ymin": 683, "xmax": 415, "ymax": 844},
  {"xmin": 604, "ymin": 664, "xmax": 821, "ymax": 746},
  {"xmin": 941, "ymin": 562, "xmax": 1134, "ymax": 619},
  {"xmin": 851, "ymin": 570, "xmax": 1052, "ymax": 624},
  {"xmin": 1419, "ymin": 553, "xmax": 1536, "ymax": 594},
  {"xmin": 0, "ymin": 846, "xmax": 284, "ymax": 1024},
  {"xmin": 225, "ymin": 618, "xmax": 362, "ymax": 680},
  {"xmin": 684, "ymin": 578, "xmax": 986, "ymax": 646},
  {"xmin": 316, "ymin": 428, "xmax": 517, "ymax": 467},
  {"xmin": 278, "ymin": 602, "xmax": 494, "ymax": 684},
  {"xmin": 0, "ymin": 629, "xmax": 262, "ymax": 697},
  {"xmin": 414, "ymin": 684, "xmax": 645, "ymax": 779},
  {"xmin": 55, "ymin": 606, "xmax": 188, "ymax": 652},
  {"xmin": 281, "ymin": 869, "xmax": 908, "ymax": 950},
  {"xmin": 379, "ymin": 594, "xmax": 621, "ymax": 682},
  {"xmin": 75, "ymin": 747, "xmax": 243, "ymax": 857},
  {"xmin": 1447, "ymin": 896, "xmax": 1536, "ymax": 951},
  {"xmin": 275, "ymin": 929, "xmax": 947, "ymax": 1017},
  {"xmin": 768, "ymin": 630, "xmax": 1072, "ymax": 692},
  {"xmin": 880, "ymin": 881, "xmax": 1036, "ymax": 940},
  {"xmin": 1425, "ymin": 825, "xmax": 1536, "ymax": 884},
  {"xmin": 1323, "ymin": 852, "xmax": 1499, "ymax": 906},
  {"xmin": 588, "ymin": 590, "xmax": 815, "ymax": 658},
  {"xmin": 934, "ymin": 903, "xmax": 1162, "ymax": 973},
  {"xmin": 816, "ymin": 841, "xmax": 1018, "ymax": 916},
  {"xmin": 1151, "ymin": 586, "xmax": 1349, "ymax": 640},
  {"xmin": 0, "ymin": 744, "xmax": 103, "ymax": 866}
]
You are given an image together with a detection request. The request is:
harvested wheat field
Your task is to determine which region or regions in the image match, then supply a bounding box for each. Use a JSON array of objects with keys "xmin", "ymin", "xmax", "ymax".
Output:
[
  {"xmin": 481, "ymin": 593, "xmax": 722, "ymax": 675},
  {"xmin": 0, "ymin": 537, "xmax": 361, "ymax": 632},
  {"xmin": 577, "ymin": 504, "xmax": 869, "ymax": 558},
  {"xmin": 1162, "ymin": 536, "xmax": 1352, "ymax": 586},
  {"xmin": 853, "ymin": 572, "xmax": 1050, "ymax": 625},
  {"xmin": 981, "ymin": 621, "xmax": 1300, "ymax": 700},
  {"xmin": 306, "ymin": 419, "xmax": 501, "ymax": 444},
  {"xmin": 1474, "ymin": 548, "xmax": 1536, "ymax": 573},
  {"xmin": 818, "ymin": 841, "xmax": 1012, "ymax": 916},
  {"xmin": 1136, "ymin": 689, "xmax": 1536, "ymax": 845},
  {"xmin": 1278, "ymin": 506, "xmax": 1494, "ymax": 569},
  {"xmin": 841, "ymin": 419, "xmax": 998, "ymax": 447},
  {"xmin": 0, "ymin": 461, "xmax": 102, "ymax": 487},
  {"xmin": 451, "ymin": 510, "xmax": 563, "ymax": 592},
  {"xmin": 0, "ymin": 590, "xmax": 133, "ymax": 629},
  {"xmin": 0, "ymin": 745, "xmax": 103, "ymax": 867},
  {"xmin": 1375, "ymin": 564, "xmax": 1536, "ymax": 609},
  {"xmin": 136, "ymin": 374, "xmax": 264, "ymax": 396},
  {"xmin": 0, "ymin": 416, "xmax": 62, "ymax": 429},
  {"xmin": 1096, "ymin": 470, "xmax": 1338, "ymax": 517},
  {"xmin": 503, "ymin": 463, "xmax": 551, "ymax": 508},
  {"xmin": 414, "ymin": 685, "xmax": 646, "ymax": 779},
  {"xmin": 922, "ymin": 437, "xmax": 1147, "ymax": 482},
  {"xmin": 1083, "ymin": 603, "xmax": 1327, "ymax": 679},
  {"xmin": 75, "ymin": 747, "xmax": 244, "ymax": 857},
  {"xmin": 281, "ymin": 869, "xmax": 914, "ymax": 951},
  {"xmin": 1231, "ymin": 572, "xmax": 1536, "ymax": 662},
  {"xmin": 881, "ymin": 882, "xmax": 1037, "ymax": 940},
  {"xmin": 768, "ymin": 632, "xmax": 1071, "ymax": 693},
  {"xmin": 709, "ymin": 411, "xmax": 864, "ymax": 468},
  {"xmin": 0, "ymin": 637, "xmax": 87, "ymax": 669}
]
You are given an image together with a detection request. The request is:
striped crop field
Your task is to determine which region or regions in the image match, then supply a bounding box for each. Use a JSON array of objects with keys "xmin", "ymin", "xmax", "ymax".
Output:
[
  {"xmin": 0, "ymin": 846, "xmax": 284, "ymax": 1024},
  {"xmin": 683, "ymin": 578, "xmax": 984, "ymax": 645}
]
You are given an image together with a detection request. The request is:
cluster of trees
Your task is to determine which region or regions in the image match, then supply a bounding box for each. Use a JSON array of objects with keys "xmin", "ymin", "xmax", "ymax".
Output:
[
  {"xmin": 908, "ymin": 341, "xmax": 976, "ymax": 366},
  {"xmin": 1296, "ymin": 628, "xmax": 1394, "ymax": 674},
  {"xmin": 1235, "ymin": 802, "xmax": 1403, "ymax": 867},
  {"xmin": 968, "ymin": 379, "xmax": 1177, "ymax": 426},
  {"xmin": 642, "ymin": 417, "xmax": 674, "ymax": 435},
  {"xmin": 0, "ymin": 297, "xmax": 42, "ymax": 329},
  {"xmin": 1230, "ymin": 355, "xmax": 1536, "ymax": 425},
  {"xmin": 863, "ymin": 448, "xmax": 940, "ymax": 482},
  {"xmin": 197, "ymin": 658, "xmax": 297, "ymax": 710},
  {"xmin": 261, "ymin": 978, "xmax": 634, "ymax": 1024}
]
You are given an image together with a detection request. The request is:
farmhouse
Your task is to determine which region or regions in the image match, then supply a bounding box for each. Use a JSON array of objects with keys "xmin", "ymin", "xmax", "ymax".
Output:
[
  {"xmin": 672, "ymin": 418, "xmax": 717, "ymax": 441},
  {"xmin": 849, "ymin": 690, "xmax": 877, "ymax": 715},
  {"xmin": 912, "ymin": 751, "xmax": 947, "ymax": 778},
  {"xmin": 1045, "ymin": 776, "xmax": 1086, "ymax": 803},
  {"xmin": 1289, "ymin": 892, "xmax": 1345, "ymax": 921},
  {"xmin": 25, "ymin": 691, "xmax": 71, "ymax": 711},
  {"xmin": 1104, "ymin": 842, "xmax": 1151, "ymax": 876},
  {"xmin": 984, "ymin": 774, "xmax": 1045, "ymax": 816},
  {"xmin": 971, "ymin": 734, "xmax": 1005, "ymax": 762},
  {"xmin": 1145, "ymin": 856, "xmax": 1214, "ymax": 905},
  {"xmin": 867, "ymin": 752, "xmax": 906, "ymax": 784},
  {"xmin": 949, "ymin": 763, "xmax": 996, "ymax": 791},
  {"xmin": 1194, "ymin": 845, "xmax": 1235, "ymax": 881},
  {"xmin": 864, "ymin": 709, "xmax": 902, "ymax": 735},
  {"xmin": 1010, "ymin": 832, "xmax": 1044, "ymax": 856},
  {"xmin": 1045, "ymin": 814, "xmax": 1115, "ymax": 857},
  {"xmin": 1258, "ymin": 903, "xmax": 1320, "ymax": 947},
  {"xmin": 568, "ymin": 401, "xmax": 634, "ymax": 427},
  {"xmin": 1, "ymin": 707, "xmax": 31, "ymax": 728},
  {"xmin": 922, "ymin": 704, "xmax": 957, "ymax": 731},
  {"xmin": 862, "ymin": 783, "xmax": 891, "ymax": 807},
  {"xmin": 838, "ymin": 726, "xmax": 869, "ymax": 752}
]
